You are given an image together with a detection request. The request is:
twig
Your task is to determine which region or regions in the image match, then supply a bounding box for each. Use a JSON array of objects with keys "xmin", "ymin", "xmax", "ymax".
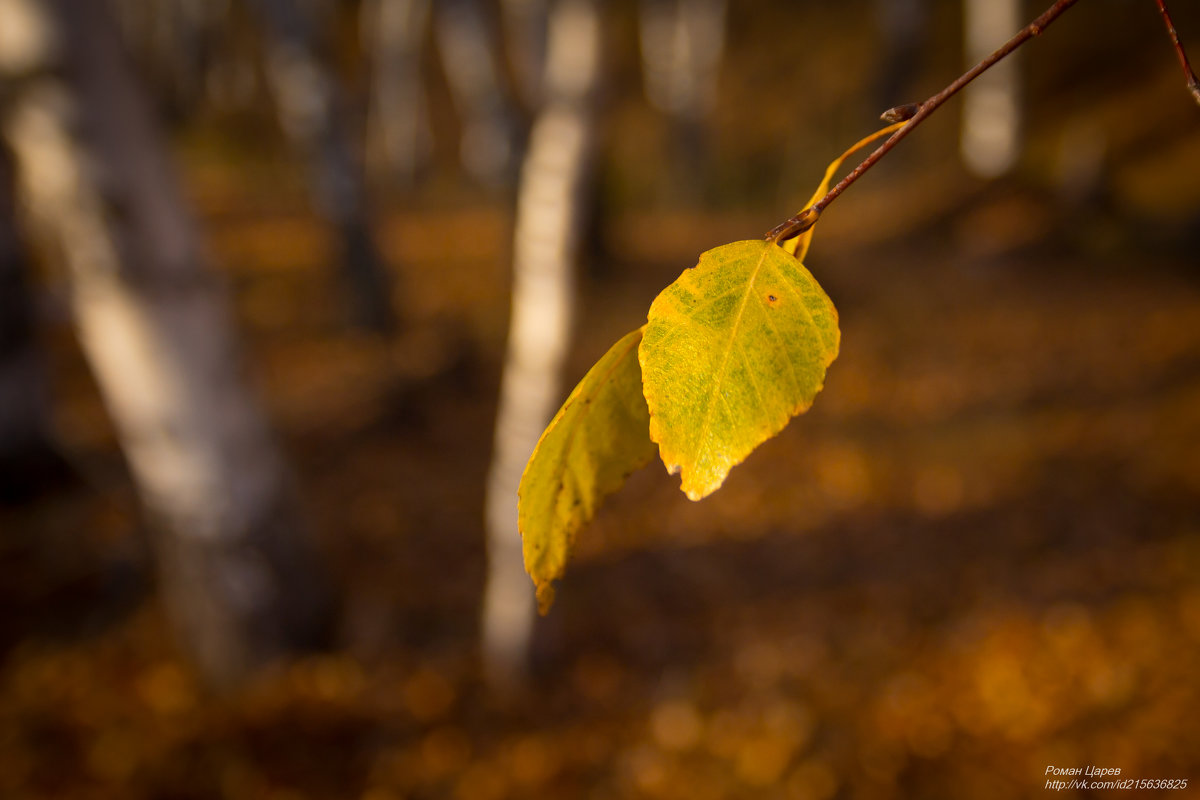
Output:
[
  {"xmin": 767, "ymin": 0, "xmax": 1081, "ymax": 243},
  {"xmin": 1155, "ymin": 0, "xmax": 1200, "ymax": 107}
]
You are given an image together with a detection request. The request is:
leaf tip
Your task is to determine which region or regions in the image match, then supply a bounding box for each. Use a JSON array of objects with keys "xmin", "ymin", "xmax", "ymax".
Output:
[
  {"xmin": 677, "ymin": 466, "xmax": 725, "ymax": 502},
  {"xmin": 682, "ymin": 478, "xmax": 721, "ymax": 502},
  {"xmin": 535, "ymin": 581, "xmax": 556, "ymax": 615}
]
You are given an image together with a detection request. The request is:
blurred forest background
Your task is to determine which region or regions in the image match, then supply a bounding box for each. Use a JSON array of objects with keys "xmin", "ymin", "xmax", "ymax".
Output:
[{"xmin": 2, "ymin": 0, "xmax": 1200, "ymax": 798}]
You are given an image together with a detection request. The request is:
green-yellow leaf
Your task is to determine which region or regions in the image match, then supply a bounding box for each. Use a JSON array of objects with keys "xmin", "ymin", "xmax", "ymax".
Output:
[
  {"xmin": 518, "ymin": 327, "xmax": 657, "ymax": 612},
  {"xmin": 639, "ymin": 240, "xmax": 839, "ymax": 501}
]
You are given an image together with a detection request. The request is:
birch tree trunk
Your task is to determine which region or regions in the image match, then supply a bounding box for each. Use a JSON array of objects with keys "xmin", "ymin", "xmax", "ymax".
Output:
[
  {"xmin": 961, "ymin": 0, "xmax": 1022, "ymax": 178},
  {"xmin": 362, "ymin": 0, "xmax": 432, "ymax": 188},
  {"xmin": 362, "ymin": 0, "xmax": 520, "ymax": 190},
  {"xmin": 434, "ymin": 0, "xmax": 521, "ymax": 188},
  {"xmin": 873, "ymin": 0, "xmax": 929, "ymax": 109},
  {"xmin": 0, "ymin": 0, "xmax": 333, "ymax": 687},
  {"xmin": 637, "ymin": 0, "xmax": 726, "ymax": 196},
  {"xmin": 499, "ymin": 0, "xmax": 549, "ymax": 110},
  {"xmin": 638, "ymin": 0, "xmax": 726, "ymax": 123},
  {"xmin": 482, "ymin": 0, "xmax": 601, "ymax": 685},
  {"xmin": 248, "ymin": 0, "xmax": 396, "ymax": 333},
  {"xmin": 109, "ymin": 0, "xmax": 225, "ymax": 119}
]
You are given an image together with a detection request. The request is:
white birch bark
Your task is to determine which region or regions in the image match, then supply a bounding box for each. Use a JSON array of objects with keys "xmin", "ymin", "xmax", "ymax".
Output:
[
  {"xmin": 482, "ymin": 0, "xmax": 601, "ymax": 684},
  {"xmin": 0, "ymin": 0, "xmax": 332, "ymax": 687},
  {"xmin": 961, "ymin": 0, "xmax": 1022, "ymax": 178}
]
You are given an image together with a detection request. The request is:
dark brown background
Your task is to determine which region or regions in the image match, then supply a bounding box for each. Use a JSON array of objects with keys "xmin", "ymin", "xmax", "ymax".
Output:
[{"xmin": 2, "ymin": 0, "xmax": 1199, "ymax": 797}]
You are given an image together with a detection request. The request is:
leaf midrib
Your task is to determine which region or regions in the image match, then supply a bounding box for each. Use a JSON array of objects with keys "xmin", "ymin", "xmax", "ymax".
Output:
[{"xmin": 691, "ymin": 245, "xmax": 772, "ymax": 474}]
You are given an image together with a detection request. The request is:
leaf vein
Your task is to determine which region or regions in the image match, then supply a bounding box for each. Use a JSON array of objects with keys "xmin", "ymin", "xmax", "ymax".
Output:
[
  {"xmin": 692, "ymin": 246, "xmax": 771, "ymax": 473},
  {"xmin": 773, "ymin": 258, "xmax": 828, "ymax": 365},
  {"xmin": 737, "ymin": 338, "xmax": 768, "ymax": 422},
  {"xmin": 755, "ymin": 286, "xmax": 804, "ymax": 398}
]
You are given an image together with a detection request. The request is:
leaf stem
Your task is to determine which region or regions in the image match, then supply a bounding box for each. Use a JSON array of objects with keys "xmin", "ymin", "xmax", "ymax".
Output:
[
  {"xmin": 1155, "ymin": 0, "xmax": 1200, "ymax": 107},
  {"xmin": 767, "ymin": 0, "xmax": 1081, "ymax": 242}
]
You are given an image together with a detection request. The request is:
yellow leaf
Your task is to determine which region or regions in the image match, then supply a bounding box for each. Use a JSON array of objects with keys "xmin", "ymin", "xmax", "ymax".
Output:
[
  {"xmin": 518, "ymin": 327, "xmax": 657, "ymax": 612},
  {"xmin": 779, "ymin": 120, "xmax": 906, "ymax": 262},
  {"xmin": 639, "ymin": 241, "xmax": 839, "ymax": 500}
]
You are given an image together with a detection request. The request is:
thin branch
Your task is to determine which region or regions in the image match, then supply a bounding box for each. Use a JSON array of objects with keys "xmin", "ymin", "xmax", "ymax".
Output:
[
  {"xmin": 1155, "ymin": 0, "xmax": 1200, "ymax": 107},
  {"xmin": 767, "ymin": 0, "xmax": 1081, "ymax": 243}
]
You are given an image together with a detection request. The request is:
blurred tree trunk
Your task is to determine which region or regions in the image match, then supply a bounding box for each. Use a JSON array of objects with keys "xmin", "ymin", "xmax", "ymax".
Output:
[
  {"xmin": 638, "ymin": 0, "xmax": 726, "ymax": 199},
  {"xmin": 961, "ymin": 0, "xmax": 1021, "ymax": 177},
  {"xmin": 362, "ymin": 0, "xmax": 432, "ymax": 187},
  {"xmin": 499, "ymin": 0, "xmax": 549, "ymax": 110},
  {"xmin": 361, "ymin": 0, "xmax": 520, "ymax": 190},
  {"xmin": 873, "ymin": 0, "xmax": 929, "ymax": 108},
  {"xmin": 0, "ymin": 0, "xmax": 333, "ymax": 687},
  {"xmin": 483, "ymin": 0, "xmax": 602, "ymax": 685},
  {"xmin": 247, "ymin": 0, "xmax": 396, "ymax": 333},
  {"xmin": 109, "ymin": 0, "xmax": 223, "ymax": 120},
  {"xmin": 433, "ymin": 0, "xmax": 521, "ymax": 188}
]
